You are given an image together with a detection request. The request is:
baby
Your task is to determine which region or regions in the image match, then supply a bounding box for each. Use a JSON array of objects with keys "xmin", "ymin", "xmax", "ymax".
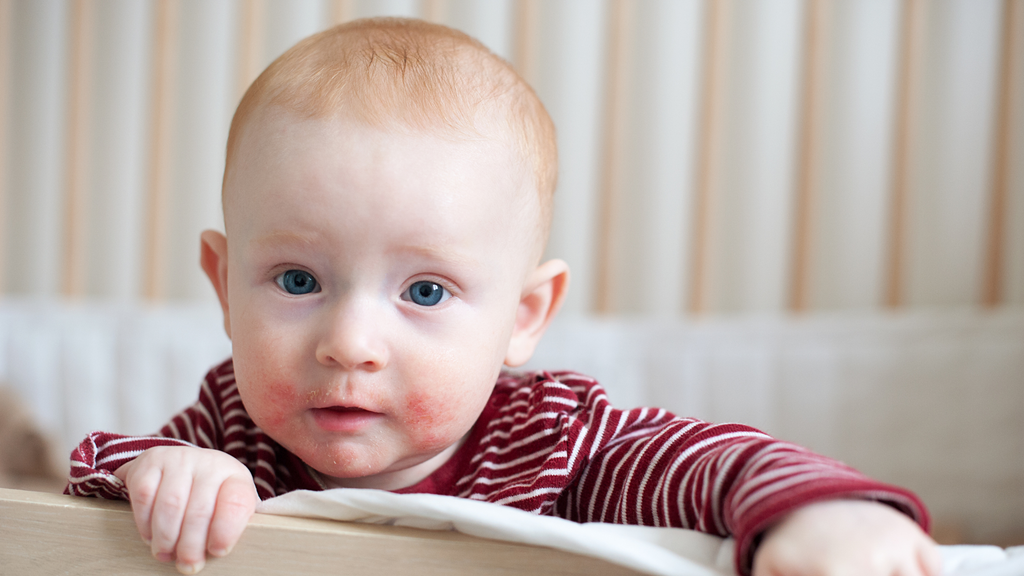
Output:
[{"xmin": 67, "ymin": 18, "xmax": 940, "ymax": 576}]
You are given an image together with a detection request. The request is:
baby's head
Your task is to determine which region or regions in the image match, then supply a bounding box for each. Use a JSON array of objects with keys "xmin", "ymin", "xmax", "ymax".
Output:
[{"xmin": 200, "ymin": 18, "xmax": 569, "ymax": 490}]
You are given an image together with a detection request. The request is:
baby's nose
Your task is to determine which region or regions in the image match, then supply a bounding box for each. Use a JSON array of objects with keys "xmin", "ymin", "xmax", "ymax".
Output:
[{"xmin": 315, "ymin": 300, "xmax": 388, "ymax": 371}]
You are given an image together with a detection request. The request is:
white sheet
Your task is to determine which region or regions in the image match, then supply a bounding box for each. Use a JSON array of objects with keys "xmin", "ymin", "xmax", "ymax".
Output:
[{"xmin": 257, "ymin": 490, "xmax": 1024, "ymax": 576}]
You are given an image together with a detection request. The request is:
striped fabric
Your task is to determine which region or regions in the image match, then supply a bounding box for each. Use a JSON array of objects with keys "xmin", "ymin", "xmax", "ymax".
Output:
[{"xmin": 67, "ymin": 358, "xmax": 928, "ymax": 574}]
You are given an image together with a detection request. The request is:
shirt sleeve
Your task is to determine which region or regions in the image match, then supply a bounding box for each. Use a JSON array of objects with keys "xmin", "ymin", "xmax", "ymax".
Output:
[
  {"xmin": 556, "ymin": 375, "xmax": 930, "ymax": 576},
  {"xmin": 64, "ymin": 363, "xmax": 229, "ymax": 500}
]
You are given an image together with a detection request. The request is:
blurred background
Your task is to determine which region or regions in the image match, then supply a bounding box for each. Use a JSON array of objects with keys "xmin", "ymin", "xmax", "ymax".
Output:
[{"xmin": 0, "ymin": 0, "xmax": 1021, "ymax": 548}]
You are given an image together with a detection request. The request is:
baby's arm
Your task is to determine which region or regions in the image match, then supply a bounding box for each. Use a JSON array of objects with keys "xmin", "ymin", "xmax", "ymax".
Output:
[
  {"xmin": 753, "ymin": 499, "xmax": 942, "ymax": 576},
  {"xmin": 549, "ymin": 373, "xmax": 932, "ymax": 575},
  {"xmin": 66, "ymin": 361, "xmax": 291, "ymax": 573},
  {"xmin": 67, "ymin": 363, "xmax": 234, "ymax": 500},
  {"xmin": 114, "ymin": 445, "xmax": 258, "ymax": 575}
]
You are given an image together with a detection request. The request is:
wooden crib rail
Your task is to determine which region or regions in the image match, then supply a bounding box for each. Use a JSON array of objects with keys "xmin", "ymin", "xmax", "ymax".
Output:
[{"xmin": 0, "ymin": 488, "xmax": 640, "ymax": 576}]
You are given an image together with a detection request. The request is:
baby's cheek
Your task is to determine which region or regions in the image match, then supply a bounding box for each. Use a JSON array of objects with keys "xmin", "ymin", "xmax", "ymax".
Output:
[
  {"xmin": 245, "ymin": 378, "xmax": 298, "ymax": 431},
  {"xmin": 402, "ymin": 388, "xmax": 477, "ymax": 451},
  {"xmin": 403, "ymin": 392, "xmax": 435, "ymax": 428}
]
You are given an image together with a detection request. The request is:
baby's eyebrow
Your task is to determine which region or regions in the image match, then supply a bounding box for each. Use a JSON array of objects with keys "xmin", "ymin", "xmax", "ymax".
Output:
[
  {"xmin": 398, "ymin": 244, "xmax": 478, "ymax": 268},
  {"xmin": 252, "ymin": 232, "xmax": 479, "ymax": 268},
  {"xmin": 252, "ymin": 231, "xmax": 320, "ymax": 248}
]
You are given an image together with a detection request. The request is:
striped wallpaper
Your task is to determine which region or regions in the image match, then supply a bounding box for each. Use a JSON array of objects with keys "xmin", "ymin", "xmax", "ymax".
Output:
[{"xmin": 0, "ymin": 0, "xmax": 1021, "ymax": 317}]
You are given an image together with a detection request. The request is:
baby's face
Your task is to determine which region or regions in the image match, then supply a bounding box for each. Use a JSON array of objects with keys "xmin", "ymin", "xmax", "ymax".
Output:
[{"xmin": 218, "ymin": 107, "xmax": 538, "ymax": 489}]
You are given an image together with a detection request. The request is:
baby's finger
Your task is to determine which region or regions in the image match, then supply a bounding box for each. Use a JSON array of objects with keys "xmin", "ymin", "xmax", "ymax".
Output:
[
  {"xmin": 149, "ymin": 469, "xmax": 195, "ymax": 563},
  {"xmin": 121, "ymin": 461, "xmax": 163, "ymax": 545},
  {"xmin": 204, "ymin": 473, "xmax": 256, "ymax": 553},
  {"xmin": 206, "ymin": 475, "xmax": 258, "ymax": 558},
  {"xmin": 172, "ymin": 477, "xmax": 223, "ymax": 574},
  {"xmin": 918, "ymin": 540, "xmax": 944, "ymax": 576}
]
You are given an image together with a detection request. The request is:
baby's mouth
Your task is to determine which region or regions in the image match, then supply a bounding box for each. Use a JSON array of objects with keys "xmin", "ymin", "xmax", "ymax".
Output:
[{"xmin": 310, "ymin": 405, "xmax": 382, "ymax": 432}]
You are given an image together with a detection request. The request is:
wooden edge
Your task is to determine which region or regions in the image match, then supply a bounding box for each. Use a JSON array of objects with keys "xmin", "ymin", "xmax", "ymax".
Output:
[
  {"xmin": 0, "ymin": 488, "xmax": 640, "ymax": 576},
  {"xmin": 0, "ymin": 487, "xmax": 471, "ymax": 540}
]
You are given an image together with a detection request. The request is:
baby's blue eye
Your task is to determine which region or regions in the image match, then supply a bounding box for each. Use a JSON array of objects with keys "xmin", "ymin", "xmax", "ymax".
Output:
[
  {"xmin": 403, "ymin": 281, "xmax": 450, "ymax": 306},
  {"xmin": 276, "ymin": 270, "xmax": 319, "ymax": 295}
]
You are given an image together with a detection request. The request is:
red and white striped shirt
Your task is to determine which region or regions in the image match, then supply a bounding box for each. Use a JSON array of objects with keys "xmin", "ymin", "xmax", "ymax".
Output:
[{"xmin": 67, "ymin": 358, "xmax": 928, "ymax": 574}]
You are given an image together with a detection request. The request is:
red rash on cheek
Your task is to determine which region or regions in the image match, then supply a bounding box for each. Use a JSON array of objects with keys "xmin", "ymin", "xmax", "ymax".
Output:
[
  {"xmin": 405, "ymin": 392, "xmax": 433, "ymax": 425},
  {"xmin": 248, "ymin": 379, "xmax": 299, "ymax": 430},
  {"xmin": 403, "ymin": 389, "xmax": 461, "ymax": 450}
]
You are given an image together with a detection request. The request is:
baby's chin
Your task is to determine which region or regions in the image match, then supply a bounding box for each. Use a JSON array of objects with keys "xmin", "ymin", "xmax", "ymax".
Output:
[
  {"xmin": 302, "ymin": 435, "xmax": 466, "ymax": 491},
  {"xmin": 300, "ymin": 445, "xmax": 393, "ymax": 485}
]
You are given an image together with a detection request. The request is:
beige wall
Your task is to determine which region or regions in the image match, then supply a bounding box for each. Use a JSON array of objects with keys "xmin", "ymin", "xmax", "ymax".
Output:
[{"xmin": 0, "ymin": 0, "xmax": 1021, "ymax": 316}]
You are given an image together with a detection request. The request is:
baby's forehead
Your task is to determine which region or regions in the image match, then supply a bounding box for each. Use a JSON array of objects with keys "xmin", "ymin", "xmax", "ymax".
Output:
[
  {"xmin": 220, "ymin": 19, "xmax": 555, "ymax": 256},
  {"xmin": 229, "ymin": 105, "xmax": 536, "ymax": 219},
  {"xmin": 233, "ymin": 103, "xmax": 527, "ymax": 186},
  {"xmin": 224, "ymin": 106, "xmax": 546, "ymax": 264}
]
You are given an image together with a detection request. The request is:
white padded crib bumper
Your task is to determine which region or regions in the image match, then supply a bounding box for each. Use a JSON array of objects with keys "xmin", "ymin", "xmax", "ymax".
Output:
[
  {"xmin": 0, "ymin": 299, "xmax": 1021, "ymax": 547},
  {"xmin": 256, "ymin": 488, "xmax": 1024, "ymax": 576}
]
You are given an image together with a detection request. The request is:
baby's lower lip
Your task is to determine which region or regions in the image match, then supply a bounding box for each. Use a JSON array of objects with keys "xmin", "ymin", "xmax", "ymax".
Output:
[{"xmin": 310, "ymin": 407, "xmax": 382, "ymax": 432}]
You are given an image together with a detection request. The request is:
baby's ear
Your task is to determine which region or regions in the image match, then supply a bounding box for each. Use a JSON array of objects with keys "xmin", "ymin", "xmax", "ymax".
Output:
[
  {"xmin": 505, "ymin": 259, "xmax": 570, "ymax": 367},
  {"xmin": 200, "ymin": 230, "xmax": 231, "ymax": 338}
]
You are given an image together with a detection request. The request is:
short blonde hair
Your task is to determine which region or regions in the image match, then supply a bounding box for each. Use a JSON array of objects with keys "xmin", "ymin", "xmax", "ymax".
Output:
[{"xmin": 224, "ymin": 18, "xmax": 557, "ymax": 232}]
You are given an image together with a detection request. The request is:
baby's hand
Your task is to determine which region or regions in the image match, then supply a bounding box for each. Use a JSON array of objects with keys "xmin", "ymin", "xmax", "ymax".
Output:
[
  {"xmin": 753, "ymin": 499, "xmax": 942, "ymax": 576},
  {"xmin": 114, "ymin": 446, "xmax": 258, "ymax": 575}
]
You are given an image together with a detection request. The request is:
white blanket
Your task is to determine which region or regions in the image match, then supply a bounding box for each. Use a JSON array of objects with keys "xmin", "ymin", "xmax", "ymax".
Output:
[{"xmin": 257, "ymin": 489, "xmax": 1024, "ymax": 576}]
